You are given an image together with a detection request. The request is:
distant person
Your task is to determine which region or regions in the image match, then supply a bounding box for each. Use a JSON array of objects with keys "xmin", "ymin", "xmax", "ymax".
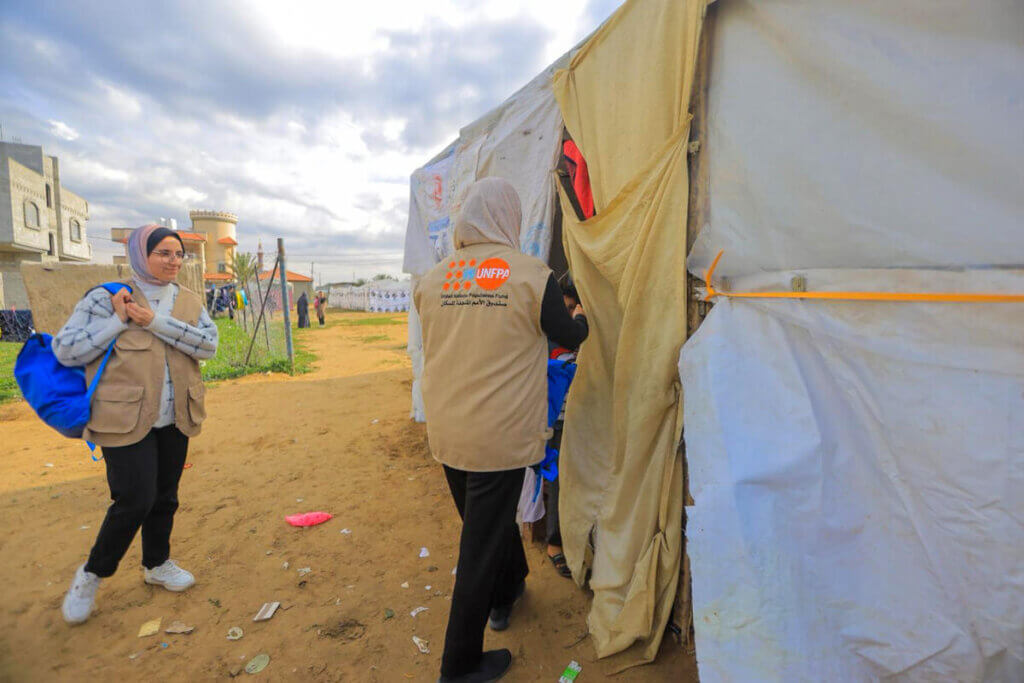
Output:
[
  {"xmin": 52, "ymin": 224, "xmax": 218, "ymax": 625},
  {"xmin": 215, "ymin": 286, "xmax": 232, "ymax": 319},
  {"xmin": 415, "ymin": 178, "xmax": 588, "ymax": 682},
  {"xmin": 226, "ymin": 285, "xmax": 235, "ymax": 320},
  {"xmin": 296, "ymin": 291, "xmax": 310, "ymax": 328},
  {"xmin": 315, "ymin": 291, "xmax": 326, "ymax": 326}
]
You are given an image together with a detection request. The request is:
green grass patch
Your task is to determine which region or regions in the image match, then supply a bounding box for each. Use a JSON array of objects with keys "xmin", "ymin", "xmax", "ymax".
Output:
[
  {"xmin": 0, "ymin": 342, "xmax": 21, "ymax": 404},
  {"xmin": 202, "ymin": 317, "xmax": 314, "ymax": 381}
]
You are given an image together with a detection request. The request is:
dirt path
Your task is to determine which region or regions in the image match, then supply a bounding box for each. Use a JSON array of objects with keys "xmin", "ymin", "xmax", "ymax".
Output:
[{"xmin": 0, "ymin": 312, "xmax": 696, "ymax": 682}]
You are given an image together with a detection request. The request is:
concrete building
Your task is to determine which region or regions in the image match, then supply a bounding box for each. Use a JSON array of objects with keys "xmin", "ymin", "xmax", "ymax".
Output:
[
  {"xmin": 0, "ymin": 142, "xmax": 91, "ymax": 308},
  {"xmin": 112, "ymin": 209, "xmax": 239, "ymax": 285}
]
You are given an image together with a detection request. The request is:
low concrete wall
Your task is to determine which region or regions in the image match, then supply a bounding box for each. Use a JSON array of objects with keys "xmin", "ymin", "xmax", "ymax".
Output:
[{"xmin": 21, "ymin": 261, "xmax": 204, "ymax": 334}]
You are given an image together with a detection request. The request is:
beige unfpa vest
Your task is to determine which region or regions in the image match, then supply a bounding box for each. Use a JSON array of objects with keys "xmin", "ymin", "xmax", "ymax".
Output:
[
  {"xmin": 415, "ymin": 243, "xmax": 552, "ymax": 472},
  {"xmin": 83, "ymin": 282, "xmax": 207, "ymax": 448}
]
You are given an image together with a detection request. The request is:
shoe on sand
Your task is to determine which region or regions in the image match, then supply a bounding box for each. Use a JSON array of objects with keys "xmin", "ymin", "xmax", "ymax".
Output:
[
  {"xmin": 144, "ymin": 560, "xmax": 195, "ymax": 592},
  {"xmin": 437, "ymin": 649, "xmax": 513, "ymax": 683},
  {"xmin": 62, "ymin": 564, "xmax": 101, "ymax": 625},
  {"xmin": 488, "ymin": 581, "xmax": 525, "ymax": 631}
]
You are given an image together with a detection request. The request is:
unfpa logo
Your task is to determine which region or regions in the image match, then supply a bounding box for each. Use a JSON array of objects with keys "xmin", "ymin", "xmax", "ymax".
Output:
[
  {"xmin": 443, "ymin": 257, "xmax": 511, "ymax": 291},
  {"xmin": 475, "ymin": 258, "xmax": 511, "ymax": 290}
]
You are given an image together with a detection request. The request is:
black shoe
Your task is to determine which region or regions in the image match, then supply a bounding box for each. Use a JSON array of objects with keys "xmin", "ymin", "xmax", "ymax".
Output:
[
  {"xmin": 488, "ymin": 581, "xmax": 525, "ymax": 631},
  {"xmin": 437, "ymin": 649, "xmax": 512, "ymax": 683}
]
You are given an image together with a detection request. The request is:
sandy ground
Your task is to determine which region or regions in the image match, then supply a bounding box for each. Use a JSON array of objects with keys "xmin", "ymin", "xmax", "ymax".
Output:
[{"xmin": 0, "ymin": 312, "xmax": 697, "ymax": 682}]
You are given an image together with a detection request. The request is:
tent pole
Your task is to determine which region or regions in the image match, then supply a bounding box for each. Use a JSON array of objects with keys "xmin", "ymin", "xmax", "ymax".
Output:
[
  {"xmin": 278, "ymin": 239, "xmax": 295, "ymax": 372},
  {"xmin": 675, "ymin": 0, "xmax": 717, "ymax": 654}
]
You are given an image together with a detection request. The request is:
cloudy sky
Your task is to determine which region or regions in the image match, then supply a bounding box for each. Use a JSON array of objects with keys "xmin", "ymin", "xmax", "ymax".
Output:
[{"xmin": 0, "ymin": 0, "xmax": 622, "ymax": 283}]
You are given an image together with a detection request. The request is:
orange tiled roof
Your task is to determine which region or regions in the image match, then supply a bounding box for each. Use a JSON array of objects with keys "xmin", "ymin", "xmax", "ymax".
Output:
[
  {"xmin": 217, "ymin": 236, "xmax": 239, "ymax": 245},
  {"xmin": 204, "ymin": 272, "xmax": 234, "ymax": 282},
  {"xmin": 259, "ymin": 268, "xmax": 313, "ymax": 283}
]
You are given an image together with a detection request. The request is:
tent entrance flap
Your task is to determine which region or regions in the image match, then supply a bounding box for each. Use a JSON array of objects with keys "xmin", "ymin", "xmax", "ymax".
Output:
[{"xmin": 552, "ymin": 0, "xmax": 707, "ymax": 669}]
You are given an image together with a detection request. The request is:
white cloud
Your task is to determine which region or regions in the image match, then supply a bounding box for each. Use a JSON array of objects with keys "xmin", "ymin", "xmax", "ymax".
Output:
[
  {"xmin": 2, "ymin": 0, "xmax": 625, "ymax": 282},
  {"xmin": 99, "ymin": 81, "xmax": 142, "ymax": 119},
  {"xmin": 48, "ymin": 119, "xmax": 79, "ymax": 141}
]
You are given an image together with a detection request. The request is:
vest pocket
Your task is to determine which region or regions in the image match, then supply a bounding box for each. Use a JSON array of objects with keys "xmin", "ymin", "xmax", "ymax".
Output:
[
  {"xmin": 187, "ymin": 383, "xmax": 207, "ymax": 425},
  {"xmin": 116, "ymin": 329, "xmax": 153, "ymax": 351},
  {"xmin": 89, "ymin": 384, "xmax": 145, "ymax": 434}
]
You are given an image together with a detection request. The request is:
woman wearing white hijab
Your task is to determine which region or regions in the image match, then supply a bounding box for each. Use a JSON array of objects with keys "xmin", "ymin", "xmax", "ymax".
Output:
[
  {"xmin": 415, "ymin": 178, "xmax": 588, "ymax": 682},
  {"xmin": 52, "ymin": 224, "xmax": 218, "ymax": 625}
]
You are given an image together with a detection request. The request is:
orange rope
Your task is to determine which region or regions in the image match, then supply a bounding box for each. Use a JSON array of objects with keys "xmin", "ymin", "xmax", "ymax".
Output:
[{"xmin": 703, "ymin": 251, "xmax": 1024, "ymax": 303}]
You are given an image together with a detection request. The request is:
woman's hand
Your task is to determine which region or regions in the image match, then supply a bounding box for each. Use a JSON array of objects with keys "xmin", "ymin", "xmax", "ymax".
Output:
[
  {"xmin": 572, "ymin": 304, "xmax": 585, "ymax": 318},
  {"xmin": 110, "ymin": 289, "xmax": 132, "ymax": 323},
  {"xmin": 126, "ymin": 302, "xmax": 155, "ymax": 327}
]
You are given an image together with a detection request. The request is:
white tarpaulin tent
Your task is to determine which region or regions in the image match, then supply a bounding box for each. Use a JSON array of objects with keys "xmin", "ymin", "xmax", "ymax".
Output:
[
  {"xmin": 400, "ymin": 0, "xmax": 1024, "ymax": 679},
  {"xmin": 683, "ymin": 1, "xmax": 1024, "ymax": 681},
  {"xmin": 330, "ymin": 281, "xmax": 410, "ymax": 312},
  {"xmin": 329, "ymin": 284, "xmax": 367, "ymax": 311},
  {"xmin": 403, "ymin": 57, "xmax": 567, "ymax": 275}
]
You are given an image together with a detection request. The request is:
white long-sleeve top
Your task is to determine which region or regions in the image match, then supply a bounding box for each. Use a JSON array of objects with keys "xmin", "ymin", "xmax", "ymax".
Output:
[{"xmin": 52, "ymin": 280, "xmax": 218, "ymax": 429}]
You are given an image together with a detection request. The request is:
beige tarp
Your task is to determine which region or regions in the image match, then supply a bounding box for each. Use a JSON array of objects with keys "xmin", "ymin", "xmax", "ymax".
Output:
[{"xmin": 552, "ymin": 0, "xmax": 706, "ymax": 668}]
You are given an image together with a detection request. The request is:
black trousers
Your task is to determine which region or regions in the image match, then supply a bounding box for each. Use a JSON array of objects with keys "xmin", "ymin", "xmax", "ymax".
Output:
[
  {"xmin": 84, "ymin": 426, "xmax": 189, "ymax": 578},
  {"xmin": 545, "ymin": 477, "xmax": 562, "ymax": 547},
  {"xmin": 546, "ymin": 425, "xmax": 563, "ymax": 547},
  {"xmin": 441, "ymin": 466, "xmax": 529, "ymax": 678}
]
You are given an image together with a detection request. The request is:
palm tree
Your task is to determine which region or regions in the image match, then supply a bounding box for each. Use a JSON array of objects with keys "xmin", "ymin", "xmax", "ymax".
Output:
[
  {"xmin": 229, "ymin": 252, "xmax": 259, "ymax": 332},
  {"xmin": 230, "ymin": 252, "xmax": 258, "ymax": 286}
]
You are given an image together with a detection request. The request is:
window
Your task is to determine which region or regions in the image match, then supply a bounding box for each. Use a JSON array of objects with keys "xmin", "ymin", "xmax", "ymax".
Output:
[
  {"xmin": 23, "ymin": 201, "xmax": 40, "ymax": 229},
  {"xmin": 46, "ymin": 184, "xmax": 52, "ymax": 208},
  {"xmin": 47, "ymin": 233, "xmax": 56, "ymax": 256},
  {"xmin": 70, "ymin": 218, "xmax": 82, "ymax": 242},
  {"xmin": 217, "ymin": 262, "xmax": 227, "ymax": 273}
]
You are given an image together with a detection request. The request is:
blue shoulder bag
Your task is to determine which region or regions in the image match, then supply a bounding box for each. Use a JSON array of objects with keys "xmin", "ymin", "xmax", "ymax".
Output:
[{"xmin": 14, "ymin": 283, "xmax": 132, "ymax": 452}]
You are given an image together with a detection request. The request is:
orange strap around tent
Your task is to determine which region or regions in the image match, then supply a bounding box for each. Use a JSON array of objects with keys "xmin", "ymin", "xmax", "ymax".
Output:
[{"xmin": 703, "ymin": 250, "xmax": 1024, "ymax": 304}]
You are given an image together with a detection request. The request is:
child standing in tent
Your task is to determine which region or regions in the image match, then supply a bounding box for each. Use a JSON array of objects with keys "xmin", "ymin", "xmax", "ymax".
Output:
[{"xmin": 545, "ymin": 282, "xmax": 583, "ymax": 578}]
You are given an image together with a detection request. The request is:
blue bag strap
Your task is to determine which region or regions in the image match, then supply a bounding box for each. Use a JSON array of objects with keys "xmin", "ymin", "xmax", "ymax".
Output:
[
  {"xmin": 85, "ymin": 282, "xmax": 132, "ymax": 460},
  {"xmin": 98, "ymin": 282, "xmax": 132, "ymax": 296},
  {"xmin": 86, "ymin": 338, "xmax": 118, "ymax": 401}
]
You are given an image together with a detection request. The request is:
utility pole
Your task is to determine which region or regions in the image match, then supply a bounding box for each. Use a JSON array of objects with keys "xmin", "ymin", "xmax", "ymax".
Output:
[{"xmin": 277, "ymin": 238, "xmax": 294, "ymax": 372}]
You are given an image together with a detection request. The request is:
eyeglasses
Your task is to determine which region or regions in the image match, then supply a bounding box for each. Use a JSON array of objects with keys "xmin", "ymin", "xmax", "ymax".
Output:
[{"xmin": 152, "ymin": 250, "xmax": 189, "ymax": 262}]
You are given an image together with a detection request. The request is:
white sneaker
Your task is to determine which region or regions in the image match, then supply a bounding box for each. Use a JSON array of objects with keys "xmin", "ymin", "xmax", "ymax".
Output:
[
  {"xmin": 143, "ymin": 560, "xmax": 195, "ymax": 592},
  {"xmin": 62, "ymin": 564, "xmax": 101, "ymax": 625}
]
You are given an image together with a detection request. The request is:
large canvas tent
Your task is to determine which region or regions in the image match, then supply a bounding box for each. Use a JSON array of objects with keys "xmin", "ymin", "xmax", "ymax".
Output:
[{"xmin": 403, "ymin": 1, "xmax": 1024, "ymax": 680}]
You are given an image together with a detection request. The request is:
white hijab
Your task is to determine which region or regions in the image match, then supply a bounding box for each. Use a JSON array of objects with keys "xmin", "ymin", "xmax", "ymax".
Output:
[{"xmin": 453, "ymin": 177, "xmax": 522, "ymax": 250}]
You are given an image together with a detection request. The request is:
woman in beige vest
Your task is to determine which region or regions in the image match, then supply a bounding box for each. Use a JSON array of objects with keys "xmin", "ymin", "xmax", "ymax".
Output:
[
  {"xmin": 415, "ymin": 178, "xmax": 588, "ymax": 682},
  {"xmin": 53, "ymin": 224, "xmax": 218, "ymax": 625}
]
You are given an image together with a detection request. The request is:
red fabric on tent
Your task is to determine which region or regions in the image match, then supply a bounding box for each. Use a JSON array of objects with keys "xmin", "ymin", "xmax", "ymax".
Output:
[{"xmin": 563, "ymin": 140, "xmax": 595, "ymax": 219}]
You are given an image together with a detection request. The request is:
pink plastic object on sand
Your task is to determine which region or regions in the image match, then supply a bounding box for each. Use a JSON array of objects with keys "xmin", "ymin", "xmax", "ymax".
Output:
[{"xmin": 285, "ymin": 511, "xmax": 333, "ymax": 527}]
